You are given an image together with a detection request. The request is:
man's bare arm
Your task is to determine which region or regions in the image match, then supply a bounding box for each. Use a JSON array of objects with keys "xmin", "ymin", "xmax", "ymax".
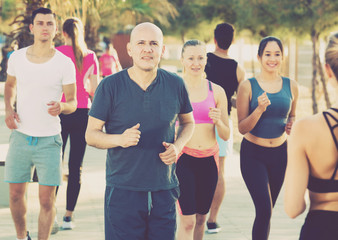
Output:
[{"xmin": 85, "ymin": 116, "xmax": 141, "ymax": 149}]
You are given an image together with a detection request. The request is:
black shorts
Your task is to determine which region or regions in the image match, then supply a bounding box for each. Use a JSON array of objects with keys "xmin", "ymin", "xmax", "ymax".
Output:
[
  {"xmin": 176, "ymin": 153, "xmax": 218, "ymax": 215},
  {"xmin": 300, "ymin": 210, "xmax": 338, "ymax": 240}
]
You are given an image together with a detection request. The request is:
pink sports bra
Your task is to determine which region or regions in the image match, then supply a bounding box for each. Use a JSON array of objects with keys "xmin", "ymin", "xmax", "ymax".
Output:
[{"xmin": 191, "ymin": 81, "xmax": 216, "ymax": 124}]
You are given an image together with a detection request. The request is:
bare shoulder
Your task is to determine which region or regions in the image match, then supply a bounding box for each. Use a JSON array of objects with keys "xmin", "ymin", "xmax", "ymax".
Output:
[
  {"xmin": 238, "ymin": 79, "xmax": 251, "ymax": 92},
  {"xmin": 288, "ymin": 78, "xmax": 299, "ymax": 94},
  {"xmin": 292, "ymin": 113, "xmax": 322, "ymax": 135},
  {"xmin": 210, "ymin": 82, "xmax": 227, "ymax": 103},
  {"xmin": 236, "ymin": 64, "xmax": 246, "ymax": 83},
  {"xmin": 211, "ymin": 82, "xmax": 226, "ymax": 95},
  {"xmin": 289, "ymin": 78, "xmax": 298, "ymax": 89}
]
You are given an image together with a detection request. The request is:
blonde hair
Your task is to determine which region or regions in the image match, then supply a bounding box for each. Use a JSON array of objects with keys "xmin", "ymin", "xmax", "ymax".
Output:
[
  {"xmin": 325, "ymin": 32, "xmax": 338, "ymax": 80},
  {"xmin": 63, "ymin": 17, "xmax": 87, "ymax": 71},
  {"xmin": 181, "ymin": 39, "xmax": 205, "ymax": 58}
]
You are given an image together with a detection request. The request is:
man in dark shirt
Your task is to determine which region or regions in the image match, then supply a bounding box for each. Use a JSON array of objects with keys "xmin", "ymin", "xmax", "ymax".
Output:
[
  {"xmin": 85, "ymin": 22, "xmax": 195, "ymax": 240},
  {"xmin": 205, "ymin": 22, "xmax": 245, "ymax": 234}
]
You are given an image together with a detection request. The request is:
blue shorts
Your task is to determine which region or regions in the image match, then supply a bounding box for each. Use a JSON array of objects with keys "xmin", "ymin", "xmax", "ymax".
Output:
[
  {"xmin": 216, "ymin": 118, "xmax": 233, "ymax": 157},
  {"xmin": 5, "ymin": 130, "xmax": 63, "ymax": 186},
  {"xmin": 104, "ymin": 186, "xmax": 179, "ymax": 240}
]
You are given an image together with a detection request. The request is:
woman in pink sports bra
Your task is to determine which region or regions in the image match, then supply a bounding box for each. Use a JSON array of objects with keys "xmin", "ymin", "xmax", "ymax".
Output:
[{"xmin": 176, "ymin": 40, "xmax": 230, "ymax": 240}]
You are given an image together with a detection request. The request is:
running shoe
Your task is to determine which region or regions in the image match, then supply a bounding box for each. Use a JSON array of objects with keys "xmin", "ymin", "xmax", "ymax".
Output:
[
  {"xmin": 51, "ymin": 216, "xmax": 59, "ymax": 234},
  {"xmin": 206, "ymin": 222, "xmax": 221, "ymax": 234},
  {"xmin": 61, "ymin": 216, "xmax": 75, "ymax": 230}
]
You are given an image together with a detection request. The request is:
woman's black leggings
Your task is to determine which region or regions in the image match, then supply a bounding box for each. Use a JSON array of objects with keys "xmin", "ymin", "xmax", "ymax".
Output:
[
  {"xmin": 56, "ymin": 108, "xmax": 89, "ymax": 212},
  {"xmin": 300, "ymin": 210, "xmax": 338, "ymax": 240},
  {"xmin": 240, "ymin": 138, "xmax": 287, "ymax": 240}
]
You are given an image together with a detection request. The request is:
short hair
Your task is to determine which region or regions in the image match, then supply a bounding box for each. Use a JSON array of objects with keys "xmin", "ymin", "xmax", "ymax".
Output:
[
  {"xmin": 31, "ymin": 7, "xmax": 55, "ymax": 24},
  {"xmin": 214, "ymin": 23, "xmax": 235, "ymax": 50},
  {"xmin": 325, "ymin": 32, "xmax": 338, "ymax": 80},
  {"xmin": 258, "ymin": 36, "xmax": 284, "ymax": 57},
  {"xmin": 181, "ymin": 39, "xmax": 205, "ymax": 57}
]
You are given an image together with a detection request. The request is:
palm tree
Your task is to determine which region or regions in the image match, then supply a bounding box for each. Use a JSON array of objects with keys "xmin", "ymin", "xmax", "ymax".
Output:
[
  {"xmin": 48, "ymin": 0, "xmax": 177, "ymax": 50},
  {"xmin": 0, "ymin": 0, "xmax": 46, "ymax": 82}
]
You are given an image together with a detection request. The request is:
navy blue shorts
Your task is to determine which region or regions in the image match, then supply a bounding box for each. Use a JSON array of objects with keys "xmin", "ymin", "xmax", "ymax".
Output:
[{"xmin": 104, "ymin": 186, "xmax": 179, "ymax": 240}]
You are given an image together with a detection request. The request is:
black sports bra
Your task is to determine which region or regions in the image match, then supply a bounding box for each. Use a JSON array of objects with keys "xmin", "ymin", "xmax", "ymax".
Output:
[{"xmin": 307, "ymin": 108, "xmax": 338, "ymax": 193}]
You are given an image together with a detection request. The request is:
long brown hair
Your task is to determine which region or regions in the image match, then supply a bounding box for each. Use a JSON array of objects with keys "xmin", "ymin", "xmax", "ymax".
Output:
[{"xmin": 62, "ymin": 17, "xmax": 87, "ymax": 71}]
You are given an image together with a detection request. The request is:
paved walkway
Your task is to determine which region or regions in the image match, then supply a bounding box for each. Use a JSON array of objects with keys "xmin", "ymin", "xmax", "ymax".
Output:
[{"xmin": 0, "ymin": 92, "xmax": 307, "ymax": 240}]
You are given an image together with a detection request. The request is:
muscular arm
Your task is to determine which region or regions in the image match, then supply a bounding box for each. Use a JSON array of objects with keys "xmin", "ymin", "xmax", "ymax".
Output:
[
  {"xmin": 85, "ymin": 116, "xmax": 141, "ymax": 149},
  {"xmin": 174, "ymin": 112, "xmax": 195, "ymax": 152},
  {"xmin": 61, "ymin": 83, "xmax": 77, "ymax": 114},
  {"xmin": 4, "ymin": 75, "xmax": 20, "ymax": 129},
  {"xmin": 230, "ymin": 64, "xmax": 245, "ymax": 109},
  {"xmin": 47, "ymin": 83, "xmax": 77, "ymax": 116},
  {"xmin": 284, "ymin": 120, "xmax": 308, "ymax": 218},
  {"xmin": 236, "ymin": 64, "xmax": 245, "ymax": 84},
  {"xmin": 159, "ymin": 112, "xmax": 194, "ymax": 165}
]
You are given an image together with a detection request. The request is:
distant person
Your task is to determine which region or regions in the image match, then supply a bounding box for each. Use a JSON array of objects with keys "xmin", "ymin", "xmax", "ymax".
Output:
[
  {"xmin": 204, "ymin": 22, "xmax": 245, "ymax": 233},
  {"xmin": 176, "ymin": 39, "xmax": 229, "ymax": 240},
  {"xmin": 99, "ymin": 43, "xmax": 122, "ymax": 78},
  {"xmin": 284, "ymin": 32, "xmax": 338, "ymax": 240},
  {"xmin": 54, "ymin": 17, "xmax": 99, "ymax": 232},
  {"xmin": 7, "ymin": 40, "xmax": 19, "ymax": 59},
  {"xmin": 4, "ymin": 7, "xmax": 76, "ymax": 240},
  {"xmin": 236, "ymin": 36, "xmax": 299, "ymax": 240},
  {"xmin": 0, "ymin": 40, "xmax": 18, "ymax": 82},
  {"xmin": 85, "ymin": 22, "xmax": 195, "ymax": 240}
]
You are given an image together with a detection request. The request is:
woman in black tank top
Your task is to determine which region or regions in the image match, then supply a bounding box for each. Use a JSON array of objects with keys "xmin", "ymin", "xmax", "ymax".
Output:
[{"xmin": 284, "ymin": 32, "xmax": 338, "ymax": 240}]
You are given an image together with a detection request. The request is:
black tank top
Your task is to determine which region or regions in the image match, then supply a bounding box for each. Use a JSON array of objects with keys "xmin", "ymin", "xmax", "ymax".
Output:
[
  {"xmin": 307, "ymin": 108, "xmax": 338, "ymax": 193},
  {"xmin": 205, "ymin": 53, "xmax": 238, "ymax": 115}
]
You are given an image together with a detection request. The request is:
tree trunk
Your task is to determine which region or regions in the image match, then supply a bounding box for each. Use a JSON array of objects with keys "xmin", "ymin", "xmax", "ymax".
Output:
[
  {"xmin": 180, "ymin": 31, "xmax": 185, "ymax": 44},
  {"xmin": 311, "ymin": 29, "xmax": 319, "ymax": 114},
  {"xmin": 85, "ymin": 22, "xmax": 100, "ymax": 51},
  {"xmin": 317, "ymin": 56, "xmax": 331, "ymax": 109},
  {"xmin": 250, "ymin": 38, "xmax": 256, "ymax": 77}
]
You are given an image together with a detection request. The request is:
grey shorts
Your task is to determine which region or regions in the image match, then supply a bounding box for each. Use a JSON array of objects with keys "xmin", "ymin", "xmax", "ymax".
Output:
[{"xmin": 4, "ymin": 130, "xmax": 63, "ymax": 186}]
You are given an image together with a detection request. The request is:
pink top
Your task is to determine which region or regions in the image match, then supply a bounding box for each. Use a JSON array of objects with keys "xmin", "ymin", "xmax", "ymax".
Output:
[
  {"xmin": 99, "ymin": 53, "xmax": 118, "ymax": 76},
  {"xmin": 191, "ymin": 81, "xmax": 216, "ymax": 124},
  {"xmin": 56, "ymin": 45, "xmax": 98, "ymax": 108}
]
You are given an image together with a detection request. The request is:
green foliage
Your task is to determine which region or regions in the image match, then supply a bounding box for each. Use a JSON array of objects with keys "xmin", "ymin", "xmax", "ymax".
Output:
[{"xmin": 161, "ymin": 0, "xmax": 206, "ymax": 42}]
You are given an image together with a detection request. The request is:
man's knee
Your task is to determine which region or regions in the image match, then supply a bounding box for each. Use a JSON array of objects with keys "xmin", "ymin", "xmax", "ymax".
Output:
[
  {"xmin": 40, "ymin": 199, "xmax": 54, "ymax": 211},
  {"xmin": 39, "ymin": 192, "xmax": 55, "ymax": 210},
  {"xmin": 9, "ymin": 183, "xmax": 26, "ymax": 202}
]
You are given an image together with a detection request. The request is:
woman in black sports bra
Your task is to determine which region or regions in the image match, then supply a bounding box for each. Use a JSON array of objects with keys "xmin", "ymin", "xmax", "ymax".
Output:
[{"xmin": 284, "ymin": 32, "xmax": 338, "ymax": 240}]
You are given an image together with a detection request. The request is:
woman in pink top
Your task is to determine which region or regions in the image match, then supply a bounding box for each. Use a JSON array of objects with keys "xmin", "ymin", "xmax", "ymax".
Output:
[
  {"xmin": 99, "ymin": 43, "xmax": 122, "ymax": 78},
  {"xmin": 176, "ymin": 40, "xmax": 230, "ymax": 240},
  {"xmin": 54, "ymin": 17, "xmax": 99, "ymax": 232}
]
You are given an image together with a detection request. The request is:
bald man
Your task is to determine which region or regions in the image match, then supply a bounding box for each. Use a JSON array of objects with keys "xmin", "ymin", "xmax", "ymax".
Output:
[{"xmin": 85, "ymin": 22, "xmax": 195, "ymax": 240}]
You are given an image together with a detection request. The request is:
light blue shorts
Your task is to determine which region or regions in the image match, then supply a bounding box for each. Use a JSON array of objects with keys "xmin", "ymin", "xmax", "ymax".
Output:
[
  {"xmin": 216, "ymin": 119, "xmax": 233, "ymax": 157},
  {"xmin": 5, "ymin": 130, "xmax": 63, "ymax": 186}
]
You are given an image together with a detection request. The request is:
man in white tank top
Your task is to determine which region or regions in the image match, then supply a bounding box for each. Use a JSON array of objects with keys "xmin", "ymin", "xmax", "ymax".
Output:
[{"xmin": 4, "ymin": 7, "xmax": 76, "ymax": 240}]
